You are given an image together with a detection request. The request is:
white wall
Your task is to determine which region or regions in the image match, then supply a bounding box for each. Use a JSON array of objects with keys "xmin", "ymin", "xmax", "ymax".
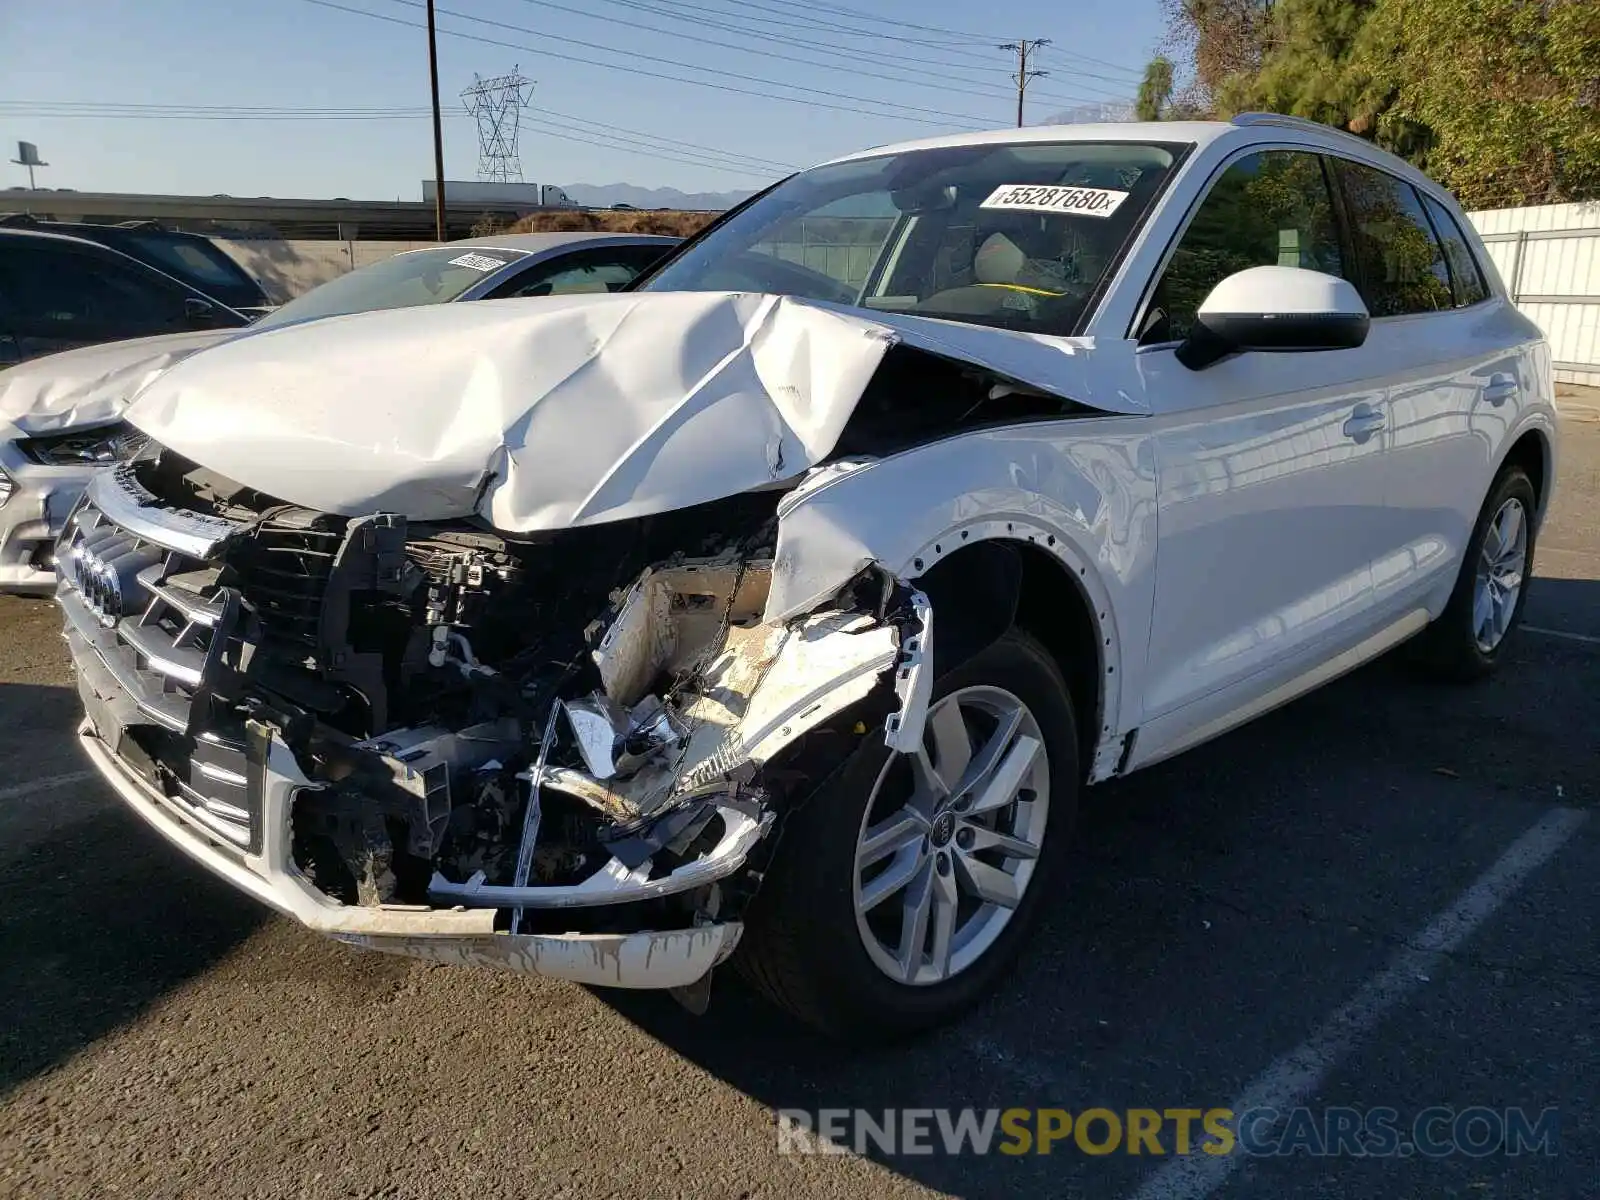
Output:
[{"xmin": 1466, "ymin": 202, "xmax": 1600, "ymax": 388}]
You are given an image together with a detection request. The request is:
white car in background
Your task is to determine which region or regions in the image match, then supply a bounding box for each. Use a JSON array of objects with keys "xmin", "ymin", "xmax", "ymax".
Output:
[
  {"xmin": 0, "ymin": 232, "xmax": 677, "ymax": 593},
  {"xmin": 57, "ymin": 116, "xmax": 1555, "ymax": 1039}
]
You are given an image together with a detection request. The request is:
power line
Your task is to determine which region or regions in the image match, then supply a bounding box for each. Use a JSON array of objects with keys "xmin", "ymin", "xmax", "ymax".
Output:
[
  {"xmin": 528, "ymin": 106, "xmax": 799, "ymax": 171},
  {"xmin": 347, "ymin": 0, "xmax": 993, "ymax": 127},
  {"xmin": 0, "ymin": 101, "xmax": 790, "ymax": 178},
  {"xmin": 295, "ymin": 0, "xmax": 985, "ymax": 130},
  {"xmin": 755, "ymin": 0, "xmax": 999, "ymax": 44},
  {"xmin": 552, "ymin": 0, "xmax": 1134, "ymax": 105},
  {"xmin": 0, "ymin": 102, "xmax": 446, "ymax": 119},
  {"xmin": 695, "ymin": 0, "xmax": 1017, "ymax": 59},
  {"xmin": 501, "ymin": 0, "xmax": 1026, "ymax": 110},
  {"xmin": 618, "ymin": 0, "xmax": 1139, "ymax": 102},
  {"xmin": 516, "ymin": 117, "xmax": 775, "ymax": 178},
  {"xmin": 719, "ymin": 0, "xmax": 1146, "ymax": 78}
]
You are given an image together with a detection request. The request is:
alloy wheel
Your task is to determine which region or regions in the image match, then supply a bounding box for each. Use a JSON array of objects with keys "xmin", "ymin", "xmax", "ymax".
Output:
[
  {"xmin": 1473, "ymin": 496, "xmax": 1528, "ymax": 653},
  {"xmin": 851, "ymin": 685, "xmax": 1050, "ymax": 986}
]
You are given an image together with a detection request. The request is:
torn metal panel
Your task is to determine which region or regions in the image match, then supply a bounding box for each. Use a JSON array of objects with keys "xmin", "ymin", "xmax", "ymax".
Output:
[{"xmin": 121, "ymin": 291, "xmax": 1143, "ymax": 533}]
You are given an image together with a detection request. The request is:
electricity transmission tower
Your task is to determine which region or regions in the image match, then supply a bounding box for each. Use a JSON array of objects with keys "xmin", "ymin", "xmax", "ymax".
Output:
[
  {"xmin": 460, "ymin": 70, "xmax": 534, "ymax": 183},
  {"xmin": 998, "ymin": 38, "xmax": 1050, "ymax": 127}
]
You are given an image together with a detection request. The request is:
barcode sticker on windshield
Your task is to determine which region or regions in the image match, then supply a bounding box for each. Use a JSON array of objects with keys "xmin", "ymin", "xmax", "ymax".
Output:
[
  {"xmin": 447, "ymin": 252, "xmax": 508, "ymax": 272},
  {"xmin": 979, "ymin": 185, "xmax": 1130, "ymax": 217}
]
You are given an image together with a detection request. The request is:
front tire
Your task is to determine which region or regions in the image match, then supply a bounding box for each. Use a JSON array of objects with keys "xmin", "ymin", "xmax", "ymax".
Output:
[
  {"xmin": 737, "ymin": 628, "xmax": 1078, "ymax": 1040},
  {"xmin": 1410, "ymin": 464, "xmax": 1538, "ymax": 680}
]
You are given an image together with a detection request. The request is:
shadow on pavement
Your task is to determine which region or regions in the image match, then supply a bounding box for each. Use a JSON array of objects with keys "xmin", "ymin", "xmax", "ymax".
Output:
[
  {"xmin": 598, "ymin": 614, "xmax": 1599, "ymax": 1197},
  {"xmin": 0, "ymin": 683, "xmax": 266, "ymax": 1094},
  {"xmin": 1523, "ymin": 574, "xmax": 1600, "ymax": 639}
]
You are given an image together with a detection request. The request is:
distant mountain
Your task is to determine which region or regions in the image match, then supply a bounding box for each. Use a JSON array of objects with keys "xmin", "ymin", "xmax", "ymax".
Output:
[
  {"xmin": 1040, "ymin": 101, "xmax": 1136, "ymax": 125},
  {"xmin": 558, "ymin": 182, "xmax": 755, "ymax": 211}
]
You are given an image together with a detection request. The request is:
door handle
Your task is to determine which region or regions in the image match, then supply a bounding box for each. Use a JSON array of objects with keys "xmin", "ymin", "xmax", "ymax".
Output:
[
  {"xmin": 1482, "ymin": 373, "xmax": 1517, "ymax": 407},
  {"xmin": 1342, "ymin": 405, "xmax": 1386, "ymax": 443}
]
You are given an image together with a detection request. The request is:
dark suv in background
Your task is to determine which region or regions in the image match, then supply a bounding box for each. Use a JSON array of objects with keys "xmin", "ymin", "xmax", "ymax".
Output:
[
  {"xmin": 0, "ymin": 215, "xmax": 272, "ymax": 317},
  {"xmin": 0, "ymin": 228, "xmax": 251, "ymax": 365}
]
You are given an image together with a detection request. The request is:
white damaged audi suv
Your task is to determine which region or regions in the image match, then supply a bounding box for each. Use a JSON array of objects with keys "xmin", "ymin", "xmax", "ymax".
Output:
[{"xmin": 56, "ymin": 115, "xmax": 1556, "ymax": 1038}]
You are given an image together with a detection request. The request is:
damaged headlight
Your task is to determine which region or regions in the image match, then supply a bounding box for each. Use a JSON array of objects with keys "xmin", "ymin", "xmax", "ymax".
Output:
[{"xmin": 17, "ymin": 421, "xmax": 148, "ymax": 466}]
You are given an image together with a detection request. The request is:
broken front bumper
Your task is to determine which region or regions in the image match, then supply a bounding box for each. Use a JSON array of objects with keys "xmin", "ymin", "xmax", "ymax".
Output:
[
  {"xmin": 0, "ymin": 443, "xmax": 97, "ymax": 595},
  {"xmin": 76, "ymin": 716, "xmax": 744, "ymax": 988}
]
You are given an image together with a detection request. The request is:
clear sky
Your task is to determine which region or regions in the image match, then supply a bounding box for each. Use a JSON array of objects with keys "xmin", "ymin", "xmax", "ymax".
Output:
[{"xmin": 0, "ymin": 0, "xmax": 1167, "ymax": 200}]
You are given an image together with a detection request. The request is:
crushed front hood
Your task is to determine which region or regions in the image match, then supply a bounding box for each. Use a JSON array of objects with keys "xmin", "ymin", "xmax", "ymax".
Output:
[
  {"xmin": 125, "ymin": 291, "xmax": 1137, "ymax": 531},
  {"xmin": 0, "ymin": 330, "xmax": 234, "ymax": 439}
]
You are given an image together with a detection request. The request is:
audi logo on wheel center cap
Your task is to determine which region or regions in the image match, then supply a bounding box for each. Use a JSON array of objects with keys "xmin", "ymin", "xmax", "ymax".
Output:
[{"xmin": 930, "ymin": 810, "xmax": 956, "ymax": 847}]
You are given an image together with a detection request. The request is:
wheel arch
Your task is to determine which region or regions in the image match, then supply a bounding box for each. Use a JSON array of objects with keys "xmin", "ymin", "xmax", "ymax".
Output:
[
  {"xmin": 902, "ymin": 526, "xmax": 1121, "ymax": 782},
  {"xmin": 1500, "ymin": 426, "xmax": 1551, "ymax": 520}
]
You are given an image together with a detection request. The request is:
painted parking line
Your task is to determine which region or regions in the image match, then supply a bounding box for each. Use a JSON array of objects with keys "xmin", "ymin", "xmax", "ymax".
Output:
[
  {"xmin": 1126, "ymin": 805, "xmax": 1589, "ymax": 1200},
  {"xmin": 0, "ymin": 770, "xmax": 96, "ymax": 804},
  {"xmin": 1522, "ymin": 624, "xmax": 1600, "ymax": 647}
]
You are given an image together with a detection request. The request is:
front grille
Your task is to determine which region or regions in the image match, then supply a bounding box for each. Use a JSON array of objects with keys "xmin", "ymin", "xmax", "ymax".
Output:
[
  {"xmin": 57, "ymin": 480, "xmax": 260, "ymax": 851},
  {"xmin": 231, "ymin": 523, "xmax": 342, "ymax": 649}
]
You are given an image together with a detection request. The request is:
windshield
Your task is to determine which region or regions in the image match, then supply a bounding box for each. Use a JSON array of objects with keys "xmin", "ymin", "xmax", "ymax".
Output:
[
  {"xmin": 642, "ymin": 140, "xmax": 1183, "ymax": 335},
  {"xmin": 252, "ymin": 246, "xmax": 527, "ymax": 331}
]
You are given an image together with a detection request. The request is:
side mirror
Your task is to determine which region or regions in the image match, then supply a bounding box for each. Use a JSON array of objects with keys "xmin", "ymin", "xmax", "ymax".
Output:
[
  {"xmin": 183, "ymin": 297, "xmax": 219, "ymax": 329},
  {"xmin": 1177, "ymin": 265, "xmax": 1370, "ymax": 371}
]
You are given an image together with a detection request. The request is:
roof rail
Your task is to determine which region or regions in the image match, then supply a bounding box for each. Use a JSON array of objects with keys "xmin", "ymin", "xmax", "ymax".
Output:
[{"xmin": 1229, "ymin": 111, "xmax": 1372, "ymax": 147}]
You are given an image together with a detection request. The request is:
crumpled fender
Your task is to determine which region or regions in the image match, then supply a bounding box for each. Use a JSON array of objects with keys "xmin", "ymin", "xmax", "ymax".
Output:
[{"xmin": 0, "ymin": 329, "xmax": 232, "ymax": 439}]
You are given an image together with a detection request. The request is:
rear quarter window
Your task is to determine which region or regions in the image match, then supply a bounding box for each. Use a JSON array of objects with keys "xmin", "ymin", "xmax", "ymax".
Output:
[{"xmin": 1420, "ymin": 194, "xmax": 1491, "ymax": 307}]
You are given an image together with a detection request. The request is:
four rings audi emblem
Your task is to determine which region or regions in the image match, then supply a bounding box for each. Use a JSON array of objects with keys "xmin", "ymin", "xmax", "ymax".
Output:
[{"xmin": 66, "ymin": 523, "xmax": 161, "ymax": 628}]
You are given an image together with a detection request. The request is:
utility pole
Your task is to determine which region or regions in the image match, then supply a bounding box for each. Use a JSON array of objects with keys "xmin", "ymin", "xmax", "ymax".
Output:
[
  {"xmin": 998, "ymin": 38, "xmax": 1050, "ymax": 127},
  {"xmin": 426, "ymin": 0, "xmax": 447, "ymax": 242}
]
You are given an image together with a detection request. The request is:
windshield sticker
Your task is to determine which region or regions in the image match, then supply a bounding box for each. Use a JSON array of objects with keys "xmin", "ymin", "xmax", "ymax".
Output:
[
  {"xmin": 447, "ymin": 252, "xmax": 509, "ymax": 272},
  {"xmin": 979, "ymin": 185, "xmax": 1130, "ymax": 218}
]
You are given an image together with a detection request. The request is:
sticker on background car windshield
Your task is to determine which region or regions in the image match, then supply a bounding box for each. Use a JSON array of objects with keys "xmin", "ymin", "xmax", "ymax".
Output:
[
  {"xmin": 447, "ymin": 252, "xmax": 509, "ymax": 272},
  {"xmin": 979, "ymin": 185, "xmax": 1130, "ymax": 218}
]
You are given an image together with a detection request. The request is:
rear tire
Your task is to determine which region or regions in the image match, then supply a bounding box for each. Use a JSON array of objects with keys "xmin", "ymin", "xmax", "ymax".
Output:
[
  {"xmin": 1409, "ymin": 464, "xmax": 1537, "ymax": 681},
  {"xmin": 737, "ymin": 628, "xmax": 1078, "ymax": 1040}
]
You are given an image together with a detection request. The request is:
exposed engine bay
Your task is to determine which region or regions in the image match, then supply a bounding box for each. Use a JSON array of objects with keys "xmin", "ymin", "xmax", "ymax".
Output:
[{"xmin": 81, "ymin": 446, "xmax": 932, "ymax": 937}]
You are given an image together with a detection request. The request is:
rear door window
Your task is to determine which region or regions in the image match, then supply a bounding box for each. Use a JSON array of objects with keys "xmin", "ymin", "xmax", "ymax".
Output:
[{"xmin": 1334, "ymin": 160, "xmax": 1455, "ymax": 317}]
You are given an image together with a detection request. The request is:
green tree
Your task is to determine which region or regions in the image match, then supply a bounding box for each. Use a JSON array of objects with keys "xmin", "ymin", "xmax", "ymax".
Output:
[
  {"xmin": 1136, "ymin": 56, "xmax": 1177, "ymax": 120},
  {"xmin": 1350, "ymin": 0, "xmax": 1600, "ymax": 206},
  {"xmin": 1217, "ymin": 0, "xmax": 1376, "ymax": 124}
]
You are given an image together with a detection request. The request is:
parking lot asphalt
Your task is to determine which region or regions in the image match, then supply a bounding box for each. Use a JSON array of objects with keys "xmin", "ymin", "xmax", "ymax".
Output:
[{"xmin": 1, "ymin": 414, "xmax": 1596, "ymax": 1200}]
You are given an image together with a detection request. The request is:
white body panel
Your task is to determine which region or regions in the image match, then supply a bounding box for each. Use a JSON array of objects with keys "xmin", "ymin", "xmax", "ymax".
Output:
[{"xmin": 1136, "ymin": 346, "xmax": 1391, "ymax": 723}]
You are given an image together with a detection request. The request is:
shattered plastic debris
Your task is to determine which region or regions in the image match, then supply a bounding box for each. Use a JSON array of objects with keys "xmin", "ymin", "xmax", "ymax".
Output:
[
  {"xmin": 561, "ymin": 693, "xmax": 630, "ymax": 779},
  {"xmin": 560, "ymin": 691, "xmax": 689, "ymax": 782}
]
